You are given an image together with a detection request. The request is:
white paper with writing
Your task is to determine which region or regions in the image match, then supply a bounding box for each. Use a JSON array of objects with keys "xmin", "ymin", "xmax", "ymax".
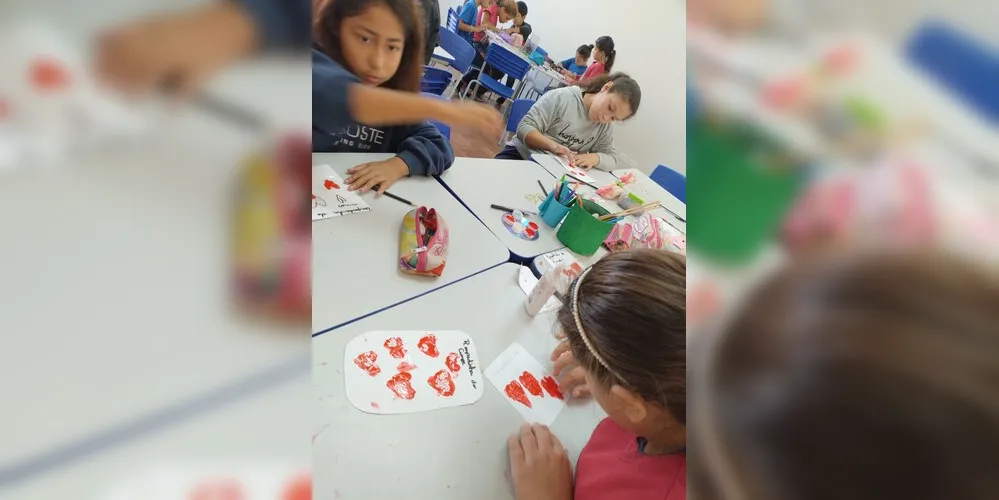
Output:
[
  {"xmin": 312, "ymin": 164, "xmax": 371, "ymax": 220},
  {"xmin": 344, "ymin": 330, "xmax": 484, "ymax": 414},
  {"xmin": 485, "ymin": 343, "xmax": 566, "ymax": 426},
  {"xmin": 552, "ymin": 154, "xmax": 598, "ymax": 184}
]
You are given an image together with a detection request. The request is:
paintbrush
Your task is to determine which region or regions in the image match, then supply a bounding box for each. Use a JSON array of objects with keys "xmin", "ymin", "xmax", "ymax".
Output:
[
  {"xmin": 565, "ymin": 173, "xmax": 598, "ymax": 190},
  {"xmin": 378, "ymin": 189, "xmax": 416, "ymax": 207},
  {"xmin": 598, "ymin": 201, "xmax": 663, "ymax": 221},
  {"xmin": 538, "ymin": 179, "xmax": 549, "ymax": 197}
]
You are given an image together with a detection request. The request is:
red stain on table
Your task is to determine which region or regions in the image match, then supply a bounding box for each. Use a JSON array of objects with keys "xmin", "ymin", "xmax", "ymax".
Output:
[
  {"xmin": 519, "ymin": 371, "xmax": 544, "ymax": 397},
  {"xmin": 280, "ymin": 472, "xmax": 312, "ymax": 500},
  {"xmin": 353, "ymin": 351, "xmax": 381, "ymax": 377},
  {"xmin": 396, "ymin": 361, "xmax": 417, "ymax": 372},
  {"xmin": 444, "ymin": 352, "xmax": 461, "ymax": 373},
  {"xmin": 370, "ymin": 402, "xmax": 381, "ymax": 409},
  {"xmin": 383, "ymin": 337, "xmax": 407, "ymax": 359},
  {"xmin": 386, "ymin": 372, "xmax": 416, "ymax": 400},
  {"xmin": 504, "ymin": 380, "xmax": 532, "ymax": 408},
  {"xmin": 188, "ymin": 478, "xmax": 245, "ymax": 500},
  {"xmin": 541, "ymin": 376, "xmax": 564, "ymax": 399},
  {"xmin": 417, "ymin": 334, "xmax": 440, "ymax": 357},
  {"xmin": 324, "ymin": 179, "xmax": 340, "ymax": 190},
  {"xmin": 427, "ymin": 369, "xmax": 456, "ymax": 397},
  {"xmin": 30, "ymin": 59, "xmax": 71, "ymax": 91}
]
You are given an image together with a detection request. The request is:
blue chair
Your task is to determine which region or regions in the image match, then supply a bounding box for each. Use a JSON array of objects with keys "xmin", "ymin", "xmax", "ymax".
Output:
[
  {"xmin": 446, "ymin": 8, "xmax": 459, "ymax": 31},
  {"xmin": 905, "ymin": 21, "xmax": 999, "ymax": 124},
  {"xmin": 462, "ymin": 43, "xmax": 531, "ymax": 103},
  {"xmin": 421, "ymin": 92, "xmax": 451, "ymax": 140},
  {"xmin": 500, "ymin": 99, "xmax": 535, "ymax": 145},
  {"xmin": 438, "ymin": 27, "xmax": 476, "ymax": 75},
  {"xmin": 650, "ymin": 165, "xmax": 686, "ymax": 204},
  {"xmin": 420, "ymin": 65, "xmax": 453, "ymax": 96}
]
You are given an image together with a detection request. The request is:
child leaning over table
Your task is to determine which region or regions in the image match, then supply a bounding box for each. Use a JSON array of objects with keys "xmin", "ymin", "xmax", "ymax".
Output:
[
  {"xmin": 508, "ymin": 249, "xmax": 687, "ymax": 500},
  {"xmin": 313, "ymin": 0, "xmax": 503, "ymax": 194},
  {"xmin": 496, "ymin": 73, "xmax": 641, "ymax": 171}
]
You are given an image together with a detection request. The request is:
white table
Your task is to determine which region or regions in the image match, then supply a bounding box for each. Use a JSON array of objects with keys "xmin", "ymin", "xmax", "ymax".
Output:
[
  {"xmin": 313, "ymin": 265, "xmax": 606, "ymax": 500},
  {"xmin": 612, "ymin": 168, "xmax": 687, "ymax": 233},
  {"xmin": 437, "ymin": 157, "xmax": 562, "ymax": 259},
  {"xmin": 3, "ymin": 368, "xmax": 310, "ymax": 499},
  {"xmin": 0, "ymin": 1, "xmax": 312, "ymax": 479},
  {"xmin": 312, "ymin": 153, "xmax": 510, "ymax": 332},
  {"xmin": 432, "ymin": 46, "xmax": 455, "ymax": 65}
]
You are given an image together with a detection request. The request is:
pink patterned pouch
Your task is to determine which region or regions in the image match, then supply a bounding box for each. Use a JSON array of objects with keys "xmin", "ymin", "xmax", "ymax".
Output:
[{"xmin": 399, "ymin": 206, "xmax": 449, "ymax": 277}]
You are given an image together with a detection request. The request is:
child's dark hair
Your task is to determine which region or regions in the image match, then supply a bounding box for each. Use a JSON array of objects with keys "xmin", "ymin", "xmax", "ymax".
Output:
[
  {"xmin": 692, "ymin": 251, "xmax": 999, "ymax": 499},
  {"xmin": 594, "ymin": 35, "xmax": 616, "ymax": 72},
  {"xmin": 577, "ymin": 44, "xmax": 593, "ymax": 59},
  {"xmin": 557, "ymin": 249, "xmax": 686, "ymax": 423},
  {"xmin": 516, "ymin": 0, "xmax": 528, "ymax": 17},
  {"xmin": 577, "ymin": 72, "xmax": 642, "ymax": 118},
  {"xmin": 314, "ymin": 0, "xmax": 425, "ymax": 93}
]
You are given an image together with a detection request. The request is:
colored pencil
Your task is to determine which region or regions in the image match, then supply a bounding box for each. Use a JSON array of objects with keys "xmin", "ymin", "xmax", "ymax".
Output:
[
  {"xmin": 565, "ymin": 173, "xmax": 598, "ymax": 190},
  {"xmin": 537, "ymin": 180, "xmax": 549, "ymax": 197},
  {"xmin": 380, "ymin": 190, "xmax": 415, "ymax": 207}
]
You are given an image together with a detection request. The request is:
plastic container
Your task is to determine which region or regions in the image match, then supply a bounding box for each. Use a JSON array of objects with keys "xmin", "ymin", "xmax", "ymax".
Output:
[
  {"xmin": 556, "ymin": 200, "xmax": 614, "ymax": 256},
  {"xmin": 538, "ymin": 190, "xmax": 572, "ymax": 227}
]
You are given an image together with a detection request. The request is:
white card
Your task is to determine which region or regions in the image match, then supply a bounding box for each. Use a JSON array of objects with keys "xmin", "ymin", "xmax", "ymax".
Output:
[
  {"xmin": 552, "ymin": 154, "xmax": 597, "ymax": 184},
  {"xmin": 485, "ymin": 343, "xmax": 566, "ymax": 426},
  {"xmin": 344, "ymin": 330, "xmax": 484, "ymax": 414},
  {"xmin": 536, "ymin": 250, "xmax": 583, "ymax": 277},
  {"xmin": 517, "ymin": 266, "xmax": 560, "ymax": 314},
  {"xmin": 100, "ymin": 464, "xmax": 310, "ymax": 500},
  {"xmin": 312, "ymin": 164, "xmax": 371, "ymax": 220}
]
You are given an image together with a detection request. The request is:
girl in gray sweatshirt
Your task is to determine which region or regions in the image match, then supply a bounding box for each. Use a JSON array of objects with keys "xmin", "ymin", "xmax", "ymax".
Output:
[{"xmin": 496, "ymin": 73, "xmax": 642, "ymax": 171}]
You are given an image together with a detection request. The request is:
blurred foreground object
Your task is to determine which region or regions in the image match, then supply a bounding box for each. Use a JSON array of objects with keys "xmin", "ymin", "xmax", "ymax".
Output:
[
  {"xmin": 231, "ymin": 132, "xmax": 311, "ymax": 322},
  {"xmin": 690, "ymin": 250, "xmax": 999, "ymax": 500},
  {"xmin": 102, "ymin": 464, "xmax": 310, "ymax": 500},
  {"xmin": 0, "ymin": 20, "xmax": 148, "ymax": 170}
]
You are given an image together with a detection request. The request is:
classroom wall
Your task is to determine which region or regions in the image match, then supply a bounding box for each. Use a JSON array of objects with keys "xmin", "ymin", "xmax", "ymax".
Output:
[{"xmin": 440, "ymin": 0, "xmax": 688, "ymax": 174}]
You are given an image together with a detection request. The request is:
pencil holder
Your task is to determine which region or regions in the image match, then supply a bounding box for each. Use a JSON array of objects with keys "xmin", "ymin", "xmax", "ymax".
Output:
[
  {"xmin": 556, "ymin": 200, "xmax": 614, "ymax": 256},
  {"xmin": 538, "ymin": 190, "xmax": 571, "ymax": 228}
]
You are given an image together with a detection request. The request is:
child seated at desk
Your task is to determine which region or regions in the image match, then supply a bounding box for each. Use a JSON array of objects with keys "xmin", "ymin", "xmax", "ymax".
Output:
[
  {"xmin": 495, "ymin": 73, "xmax": 641, "ymax": 171},
  {"xmin": 509, "ymin": 249, "xmax": 687, "ymax": 500},
  {"xmin": 313, "ymin": 0, "xmax": 501, "ymax": 194},
  {"xmin": 556, "ymin": 45, "xmax": 592, "ymax": 78}
]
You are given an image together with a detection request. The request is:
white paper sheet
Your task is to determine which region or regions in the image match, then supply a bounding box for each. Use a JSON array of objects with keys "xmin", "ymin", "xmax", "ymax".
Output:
[
  {"xmin": 344, "ymin": 330, "xmax": 484, "ymax": 414},
  {"xmin": 517, "ymin": 266, "xmax": 561, "ymax": 314},
  {"xmin": 552, "ymin": 154, "xmax": 598, "ymax": 184},
  {"xmin": 485, "ymin": 343, "xmax": 566, "ymax": 426},
  {"xmin": 312, "ymin": 164, "xmax": 371, "ymax": 220}
]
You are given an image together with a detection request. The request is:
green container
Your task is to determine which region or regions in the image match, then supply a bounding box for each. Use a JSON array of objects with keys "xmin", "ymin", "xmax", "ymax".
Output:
[{"xmin": 556, "ymin": 200, "xmax": 614, "ymax": 256}]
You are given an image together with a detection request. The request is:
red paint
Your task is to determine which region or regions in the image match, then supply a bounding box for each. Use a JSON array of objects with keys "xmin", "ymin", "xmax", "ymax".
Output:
[
  {"xmin": 417, "ymin": 334, "xmax": 440, "ymax": 357},
  {"xmin": 383, "ymin": 337, "xmax": 407, "ymax": 359},
  {"xmin": 524, "ymin": 227, "xmax": 537, "ymax": 239},
  {"xmin": 280, "ymin": 472, "xmax": 312, "ymax": 500},
  {"xmin": 30, "ymin": 58, "xmax": 71, "ymax": 91},
  {"xmin": 445, "ymin": 352, "xmax": 461, "ymax": 373},
  {"xmin": 311, "ymin": 194, "xmax": 316, "ymax": 199},
  {"xmin": 541, "ymin": 375, "xmax": 564, "ymax": 399},
  {"xmin": 353, "ymin": 351, "xmax": 381, "ymax": 377},
  {"xmin": 519, "ymin": 371, "xmax": 544, "ymax": 397},
  {"xmin": 396, "ymin": 361, "xmax": 417, "ymax": 372},
  {"xmin": 427, "ymin": 369, "xmax": 456, "ymax": 397},
  {"xmin": 504, "ymin": 380, "xmax": 533, "ymax": 408},
  {"xmin": 370, "ymin": 402, "xmax": 380, "ymax": 409},
  {"xmin": 386, "ymin": 372, "xmax": 416, "ymax": 400},
  {"xmin": 324, "ymin": 179, "xmax": 340, "ymax": 190},
  {"xmin": 188, "ymin": 478, "xmax": 245, "ymax": 500}
]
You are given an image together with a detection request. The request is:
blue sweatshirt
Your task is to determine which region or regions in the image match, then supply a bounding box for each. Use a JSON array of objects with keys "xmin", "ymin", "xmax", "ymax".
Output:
[
  {"xmin": 311, "ymin": 50, "xmax": 455, "ymax": 176},
  {"xmin": 238, "ymin": 0, "xmax": 311, "ymax": 49},
  {"xmin": 457, "ymin": 0, "xmax": 478, "ymax": 45},
  {"xmin": 560, "ymin": 58, "xmax": 588, "ymax": 76}
]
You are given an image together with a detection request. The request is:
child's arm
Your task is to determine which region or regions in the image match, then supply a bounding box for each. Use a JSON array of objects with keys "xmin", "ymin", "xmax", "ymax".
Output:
[
  {"xmin": 345, "ymin": 123, "xmax": 454, "ymax": 193},
  {"xmin": 583, "ymin": 129, "xmax": 625, "ymax": 171},
  {"xmin": 238, "ymin": 0, "xmax": 311, "ymax": 49},
  {"xmin": 517, "ymin": 92, "xmax": 573, "ymax": 157}
]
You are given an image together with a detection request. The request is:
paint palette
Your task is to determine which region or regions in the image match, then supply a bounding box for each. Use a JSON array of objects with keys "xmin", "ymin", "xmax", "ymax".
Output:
[{"xmin": 501, "ymin": 210, "xmax": 540, "ymax": 241}]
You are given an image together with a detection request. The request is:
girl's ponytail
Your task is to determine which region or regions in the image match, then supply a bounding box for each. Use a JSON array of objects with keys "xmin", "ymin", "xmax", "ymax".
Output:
[
  {"xmin": 594, "ymin": 36, "xmax": 615, "ymax": 73},
  {"xmin": 605, "ymin": 49, "xmax": 616, "ymax": 72}
]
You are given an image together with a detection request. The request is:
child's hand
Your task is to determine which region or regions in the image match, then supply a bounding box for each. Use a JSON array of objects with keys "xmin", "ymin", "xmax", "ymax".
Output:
[
  {"xmin": 441, "ymin": 102, "xmax": 503, "ymax": 141},
  {"xmin": 551, "ymin": 341, "xmax": 590, "ymax": 398},
  {"xmin": 96, "ymin": 3, "xmax": 257, "ymax": 98},
  {"xmin": 346, "ymin": 157, "xmax": 410, "ymax": 194},
  {"xmin": 574, "ymin": 153, "xmax": 600, "ymax": 169},
  {"xmin": 508, "ymin": 423, "xmax": 573, "ymax": 500},
  {"xmin": 551, "ymin": 145, "xmax": 576, "ymax": 165}
]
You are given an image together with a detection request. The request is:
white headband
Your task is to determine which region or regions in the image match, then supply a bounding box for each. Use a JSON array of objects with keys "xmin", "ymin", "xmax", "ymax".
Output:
[{"xmin": 571, "ymin": 266, "xmax": 626, "ymax": 383}]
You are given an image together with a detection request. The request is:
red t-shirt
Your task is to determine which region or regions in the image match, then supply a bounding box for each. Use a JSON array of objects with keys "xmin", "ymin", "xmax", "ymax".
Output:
[
  {"xmin": 473, "ymin": 5, "xmax": 498, "ymax": 43},
  {"xmin": 574, "ymin": 418, "xmax": 686, "ymax": 500},
  {"xmin": 579, "ymin": 61, "xmax": 606, "ymax": 82}
]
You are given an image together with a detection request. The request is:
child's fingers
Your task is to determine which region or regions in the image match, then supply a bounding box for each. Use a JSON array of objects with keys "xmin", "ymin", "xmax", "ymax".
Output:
[
  {"xmin": 531, "ymin": 423, "xmax": 553, "ymax": 452},
  {"xmin": 519, "ymin": 422, "xmax": 537, "ymax": 454},
  {"xmin": 348, "ymin": 171, "xmax": 374, "ymax": 191},
  {"xmin": 572, "ymin": 386, "xmax": 590, "ymax": 398},
  {"xmin": 345, "ymin": 165, "xmax": 371, "ymax": 186},
  {"xmin": 357, "ymin": 174, "xmax": 383, "ymax": 193},
  {"xmin": 375, "ymin": 177, "xmax": 396, "ymax": 195},
  {"xmin": 552, "ymin": 347, "xmax": 573, "ymax": 374},
  {"xmin": 507, "ymin": 434, "xmax": 525, "ymax": 465},
  {"xmin": 550, "ymin": 341, "xmax": 570, "ymax": 362},
  {"xmin": 346, "ymin": 163, "xmax": 369, "ymax": 176},
  {"xmin": 557, "ymin": 366, "xmax": 586, "ymax": 393}
]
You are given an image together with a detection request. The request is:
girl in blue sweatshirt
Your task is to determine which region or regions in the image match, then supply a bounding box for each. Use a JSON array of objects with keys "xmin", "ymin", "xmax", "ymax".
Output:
[{"xmin": 312, "ymin": 0, "xmax": 454, "ymax": 194}]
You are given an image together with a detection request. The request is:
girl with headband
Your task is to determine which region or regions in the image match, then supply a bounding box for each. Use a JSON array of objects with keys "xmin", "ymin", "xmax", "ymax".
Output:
[{"xmin": 508, "ymin": 249, "xmax": 687, "ymax": 500}]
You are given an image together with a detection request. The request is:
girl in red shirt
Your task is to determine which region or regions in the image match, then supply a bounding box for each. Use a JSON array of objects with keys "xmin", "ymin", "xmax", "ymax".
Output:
[
  {"xmin": 507, "ymin": 249, "xmax": 687, "ymax": 500},
  {"xmin": 573, "ymin": 36, "xmax": 616, "ymax": 83}
]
